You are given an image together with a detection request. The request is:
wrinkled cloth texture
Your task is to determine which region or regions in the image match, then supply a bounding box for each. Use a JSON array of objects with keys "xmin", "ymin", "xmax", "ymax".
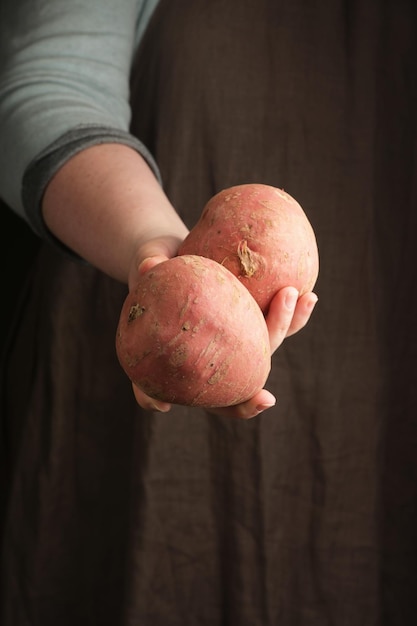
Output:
[{"xmin": 1, "ymin": 0, "xmax": 417, "ymax": 624}]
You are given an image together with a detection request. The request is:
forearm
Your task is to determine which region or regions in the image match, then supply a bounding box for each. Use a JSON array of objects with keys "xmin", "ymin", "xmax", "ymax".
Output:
[{"xmin": 42, "ymin": 143, "xmax": 189, "ymax": 285}]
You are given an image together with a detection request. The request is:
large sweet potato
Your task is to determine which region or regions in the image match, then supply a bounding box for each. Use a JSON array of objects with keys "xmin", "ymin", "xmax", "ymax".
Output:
[
  {"xmin": 116, "ymin": 255, "xmax": 271, "ymax": 407},
  {"xmin": 179, "ymin": 184, "xmax": 319, "ymax": 313}
]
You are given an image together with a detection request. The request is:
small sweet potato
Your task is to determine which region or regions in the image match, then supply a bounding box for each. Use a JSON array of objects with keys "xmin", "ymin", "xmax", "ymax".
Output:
[
  {"xmin": 116, "ymin": 255, "xmax": 271, "ymax": 407},
  {"xmin": 179, "ymin": 184, "xmax": 319, "ymax": 313}
]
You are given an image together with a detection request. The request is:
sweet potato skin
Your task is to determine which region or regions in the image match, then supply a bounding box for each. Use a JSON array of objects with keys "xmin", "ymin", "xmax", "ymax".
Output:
[
  {"xmin": 116, "ymin": 255, "xmax": 271, "ymax": 407},
  {"xmin": 179, "ymin": 184, "xmax": 319, "ymax": 313}
]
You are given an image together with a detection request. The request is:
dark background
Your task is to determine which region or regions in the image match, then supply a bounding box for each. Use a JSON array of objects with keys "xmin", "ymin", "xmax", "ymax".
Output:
[{"xmin": 0, "ymin": 201, "xmax": 39, "ymax": 358}]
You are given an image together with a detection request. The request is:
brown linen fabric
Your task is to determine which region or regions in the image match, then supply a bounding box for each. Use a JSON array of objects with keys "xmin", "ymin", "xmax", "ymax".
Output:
[{"xmin": 1, "ymin": 0, "xmax": 417, "ymax": 624}]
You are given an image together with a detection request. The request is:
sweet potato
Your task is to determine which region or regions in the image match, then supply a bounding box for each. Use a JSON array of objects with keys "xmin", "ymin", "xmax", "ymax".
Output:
[
  {"xmin": 179, "ymin": 184, "xmax": 319, "ymax": 313},
  {"xmin": 116, "ymin": 255, "xmax": 271, "ymax": 407}
]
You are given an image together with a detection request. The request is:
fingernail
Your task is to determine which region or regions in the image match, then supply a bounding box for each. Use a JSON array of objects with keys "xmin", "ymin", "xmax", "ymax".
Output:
[
  {"xmin": 149, "ymin": 401, "xmax": 171, "ymax": 413},
  {"xmin": 256, "ymin": 401, "xmax": 276, "ymax": 413},
  {"xmin": 308, "ymin": 294, "xmax": 319, "ymax": 311},
  {"xmin": 285, "ymin": 289, "xmax": 299, "ymax": 310}
]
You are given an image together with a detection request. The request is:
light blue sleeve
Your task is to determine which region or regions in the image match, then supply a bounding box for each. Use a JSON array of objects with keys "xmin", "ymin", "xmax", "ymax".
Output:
[{"xmin": 0, "ymin": 0, "xmax": 159, "ymax": 220}]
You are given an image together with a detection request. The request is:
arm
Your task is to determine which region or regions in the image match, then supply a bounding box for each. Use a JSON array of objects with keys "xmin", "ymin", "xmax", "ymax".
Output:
[
  {"xmin": 0, "ymin": 0, "xmax": 159, "ymax": 225},
  {"xmin": 1, "ymin": 0, "xmax": 317, "ymax": 418},
  {"xmin": 42, "ymin": 143, "xmax": 188, "ymax": 285},
  {"xmin": 43, "ymin": 144, "xmax": 317, "ymax": 418}
]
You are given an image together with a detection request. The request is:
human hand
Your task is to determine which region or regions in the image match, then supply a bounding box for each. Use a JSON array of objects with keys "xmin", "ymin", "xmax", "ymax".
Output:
[
  {"xmin": 210, "ymin": 287, "xmax": 318, "ymax": 419},
  {"xmin": 127, "ymin": 235, "xmax": 185, "ymax": 292},
  {"xmin": 127, "ymin": 253, "xmax": 318, "ymax": 417}
]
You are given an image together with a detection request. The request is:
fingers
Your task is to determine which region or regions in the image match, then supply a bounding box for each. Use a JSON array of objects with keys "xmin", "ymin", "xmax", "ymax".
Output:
[
  {"xmin": 128, "ymin": 254, "xmax": 170, "ymax": 291},
  {"xmin": 209, "ymin": 388, "xmax": 276, "ymax": 420},
  {"xmin": 286, "ymin": 291, "xmax": 318, "ymax": 337},
  {"xmin": 267, "ymin": 288, "xmax": 318, "ymax": 353},
  {"xmin": 211, "ymin": 288, "xmax": 318, "ymax": 419},
  {"xmin": 266, "ymin": 286, "xmax": 298, "ymax": 353},
  {"xmin": 131, "ymin": 383, "xmax": 171, "ymax": 413},
  {"xmin": 137, "ymin": 255, "xmax": 170, "ymax": 275},
  {"xmin": 127, "ymin": 234, "xmax": 187, "ymax": 291},
  {"xmin": 129, "ymin": 285, "xmax": 318, "ymax": 418},
  {"xmin": 131, "ymin": 382, "xmax": 276, "ymax": 420}
]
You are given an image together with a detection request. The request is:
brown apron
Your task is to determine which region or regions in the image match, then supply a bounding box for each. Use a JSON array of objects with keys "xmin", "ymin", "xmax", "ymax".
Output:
[{"xmin": 2, "ymin": 1, "xmax": 417, "ymax": 624}]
